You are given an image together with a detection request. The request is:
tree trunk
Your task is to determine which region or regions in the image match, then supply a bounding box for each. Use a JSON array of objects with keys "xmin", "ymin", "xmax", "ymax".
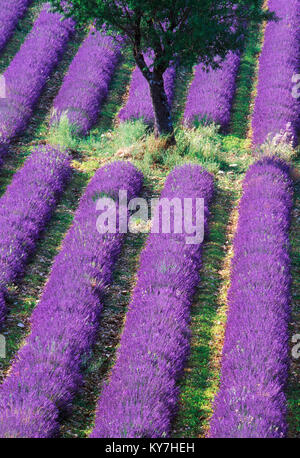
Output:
[{"xmin": 149, "ymin": 74, "xmax": 176, "ymax": 146}]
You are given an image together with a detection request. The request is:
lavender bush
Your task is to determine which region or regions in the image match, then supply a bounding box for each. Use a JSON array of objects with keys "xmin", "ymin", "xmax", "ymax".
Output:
[
  {"xmin": 118, "ymin": 54, "xmax": 176, "ymax": 124},
  {"xmin": 0, "ymin": 161, "xmax": 143, "ymax": 438},
  {"xmin": 184, "ymin": 51, "xmax": 240, "ymax": 130},
  {"xmin": 91, "ymin": 164, "xmax": 214, "ymax": 438},
  {"xmin": 252, "ymin": 0, "xmax": 300, "ymax": 145},
  {"xmin": 52, "ymin": 28, "xmax": 122, "ymax": 135},
  {"xmin": 0, "ymin": 145, "xmax": 71, "ymax": 328},
  {"xmin": 209, "ymin": 157, "xmax": 293, "ymax": 438},
  {"xmin": 0, "ymin": 0, "xmax": 32, "ymax": 52},
  {"xmin": 0, "ymin": 3, "xmax": 74, "ymax": 158}
]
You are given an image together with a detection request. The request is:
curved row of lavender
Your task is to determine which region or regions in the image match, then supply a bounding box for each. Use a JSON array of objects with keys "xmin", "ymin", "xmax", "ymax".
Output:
[
  {"xmin": 0, "ymin": 0, "xmax": 32, "ymax": 52},
  {"xmin": 251, "ymin": 0, "xmax": 300, "ymax": 146},
  {"xmin": 52, "ymin": 28, "xmax": 122, "ymax": 135},
  {"xmin": 209, "ymin": 157, "xmax": 293, "ymax": 438},
  {"xmin": 91, "ymin": 164, "xmax": 214, "ymax": 438},
  {"xmin": 0, "ymin": 3, "xmax": 74, "ymax": 160},
  {"xmin": 0, "ymin": 161, "xmax": 143, "ymax": 438},
  {"xmin": 118, "ymin": 54, "xmax": 176, "ymax": 124},
  {"xmin": 183, "ymin": 52, "xmax": 240, "ymax": 130},
  {"xmin": 0, "ymin": 145, "xmax": 71, "ymax": 329}
]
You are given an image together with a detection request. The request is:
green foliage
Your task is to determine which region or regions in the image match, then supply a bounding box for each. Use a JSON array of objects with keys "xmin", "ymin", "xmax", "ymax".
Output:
[
  {"xmin": 230, "ymin": 16, "xmax": 264, "ymax": 138},
  {"xmin": 50, "ymin": 0, "xmax": 273, "ymax": 74}
]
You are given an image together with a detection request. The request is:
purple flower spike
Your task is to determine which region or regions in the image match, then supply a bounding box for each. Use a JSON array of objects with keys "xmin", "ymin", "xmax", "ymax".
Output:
[
  {"xmin": 184, "ymin": 51, "xmax": 240, "ymax": 130},
  {"xmin": 209, "ymin": 157, "xmax": 293, "ymax": 438},
  {"xmin": 252, "ymin": 0, "xmax": 300, "ymax": 145},
  {"xmin": 91, "ymin": 164, "xmax": 214, "ymax": 438},
  {"xmin": 0, "ymin": 145, "xmax": 71, "ymax": 328},
  {"xmin": 0, "ymin": 161, "xmax": 143, "ymax": 438}
]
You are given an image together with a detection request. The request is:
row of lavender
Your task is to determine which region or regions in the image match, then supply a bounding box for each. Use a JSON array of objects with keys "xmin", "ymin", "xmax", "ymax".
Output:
[
  {"xmin": 52, "ymin": 28, "xmax": 122, "ymax": 135},
  {"xmin": 0, "ymin": 162, "xmax": 143, "ymax": 437},
  {"xmin": 183, "ymin": 52, "xmax": 241, "ymax": 130},
  {"xmin": 209, "ymin": 157, "xmax": 293, "ymax": 437},
  {"xmin": 251, "ymin": 0, "xmax": 300, "ymax": 145},
  {"xmin": 91, "ymin": 165, "xmax": 214, "ymax": 438},
  {"xmin": 0, "ymin": 146, "xmax": 71, "ymax": 328},
  {"xmin": 0, "ymin": 3, "xmax": 74, "ymax": 161},
  {"xmin": 0, "ymin": 0, "xmax": 32, "ymax": 52}
]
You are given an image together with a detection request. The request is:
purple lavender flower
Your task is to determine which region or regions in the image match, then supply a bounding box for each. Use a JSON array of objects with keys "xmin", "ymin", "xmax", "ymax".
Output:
[
  {"xmin": 252, "ymin": 0, "xmax": 300, "ymax": 145},
  {"xmin": 53, "ymin": 28, "xmax": 122, "ymax": 135},
  {"xmin": 91, "ymin": 164, "xmax": 214, "ymax": 438},
  {"xmin": 209, "ymin": 157, "xmax": 293, "ymax": 438},
  {"xmin": 118, "ymin": 54, "xmax": 176, "ymax": 124},
  {"xmin": 0, "ymin": 0, "xmax": 32, "ymax": 52},
  {"xmin": 184, "ymin": 51, "xmax": 240, "ymax": 130},
  {"xmin": 0, "ymin": 161, "xmax": 143, "ymax": 438},
  {"xmin": 0, "ymin": 145, "xmax": 71, "ymax": 328},
  {"xmin": 0, "ymin": 3, "xmax": 74, "ymax": 157}
]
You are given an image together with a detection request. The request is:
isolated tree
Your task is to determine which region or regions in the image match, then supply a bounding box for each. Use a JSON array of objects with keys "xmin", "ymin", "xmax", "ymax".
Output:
[{"xmin": 50, "ymin": 0, "xmax": 271, "ymax": 144}]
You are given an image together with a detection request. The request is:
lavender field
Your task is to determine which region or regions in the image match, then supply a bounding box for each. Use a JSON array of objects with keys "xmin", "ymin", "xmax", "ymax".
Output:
[{"xmin": 0, "ymin": 0, "xmax": 299, "ymax": 441}]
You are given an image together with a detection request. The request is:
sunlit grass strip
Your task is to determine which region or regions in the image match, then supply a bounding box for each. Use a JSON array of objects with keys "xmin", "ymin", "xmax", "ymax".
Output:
[
  {"xmin": 0, "ymin": 0, "xmax": 32, "ymax": 52},
  {"xmin": 52, "ymin": 28, "xmax": 122, "ymax": 135},
  {"xmin": 0, "ymin": 3, "xmax": 74, "ymax": 159},
  {"xmin": 184, "ymin": 52, "xmax": 240, "ymax": 131},
  {"xmin": 0, "ymin": 161, "xmax": 143, "ymax": 438},
  {"xmin": 0, "ymin": 145, "xmax": 71, "ymax": 328},
  {"xmin": 91, "ymin": 164, "xmax": 214, "ymax": 438},
  {"xmin": 210, "ymin": 157, "xmax": 293, "ymax": 438},
  {"xmin": 251, "ymin": 0, "xmax": 300, "ymax": 145},
  {"xmin": 230, "ymin": 17, "xmax": 265, "ymax": 138}
]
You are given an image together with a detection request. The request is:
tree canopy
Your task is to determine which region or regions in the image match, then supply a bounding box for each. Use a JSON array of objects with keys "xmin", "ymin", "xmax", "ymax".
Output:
[{"xmin": 49, "ymin": 1, "xmax": 273, "ymax": 142}]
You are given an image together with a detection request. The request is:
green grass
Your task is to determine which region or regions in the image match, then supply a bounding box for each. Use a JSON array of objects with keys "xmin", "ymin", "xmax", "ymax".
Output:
[
  {"xmin": 230, "ymin": 17, "xmax": 264, "ymax": 139},
  {"xmin": 171, "ymin": 64, "xmax": 195, "ymax": 127}
]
